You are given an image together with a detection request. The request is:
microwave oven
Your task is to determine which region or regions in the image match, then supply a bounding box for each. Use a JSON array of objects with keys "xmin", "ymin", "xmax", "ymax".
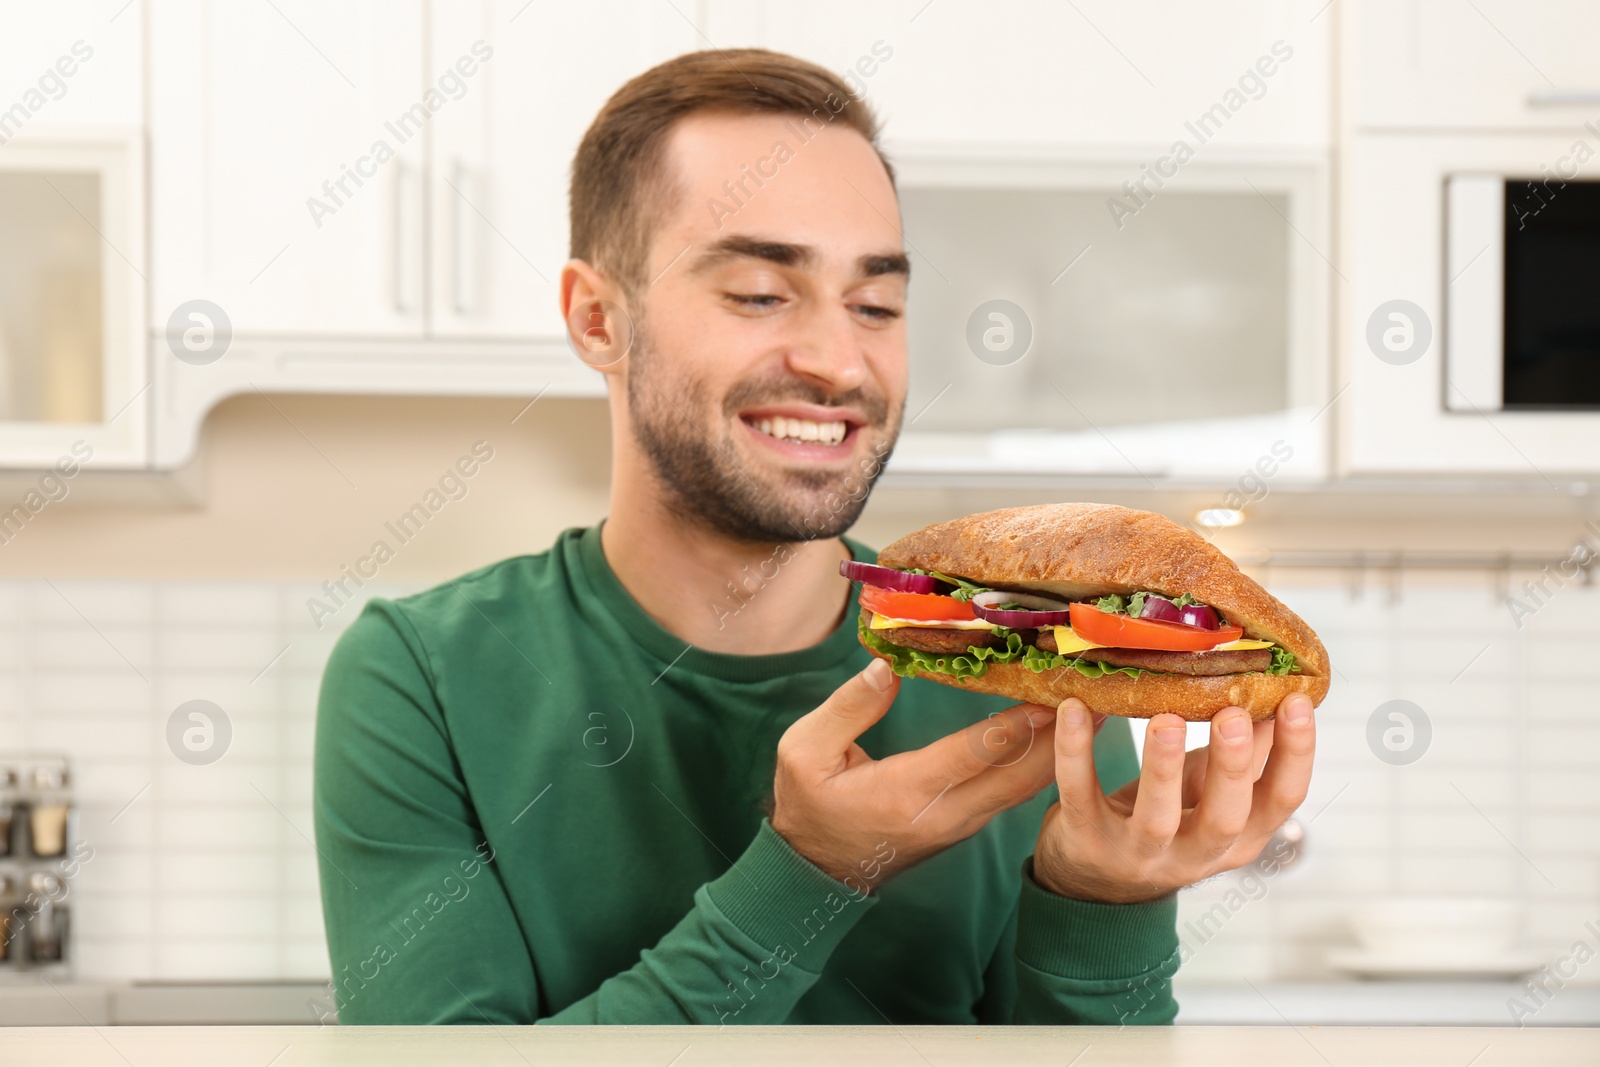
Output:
[{"xmin": 1446, "ymin": 174, "xmax": 1600, "ymax": 411}]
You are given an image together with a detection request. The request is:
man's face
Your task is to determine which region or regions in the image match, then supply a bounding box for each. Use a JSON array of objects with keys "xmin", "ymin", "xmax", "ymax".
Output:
[{"xmin": 621, "ymin": 111, "xmax": 909, "ymax": 544}]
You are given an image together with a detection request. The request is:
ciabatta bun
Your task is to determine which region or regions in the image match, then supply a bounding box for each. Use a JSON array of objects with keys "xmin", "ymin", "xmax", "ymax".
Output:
[{"xmin": 866, "ymin": 503, "xmax": 1330, "ymax": 721}]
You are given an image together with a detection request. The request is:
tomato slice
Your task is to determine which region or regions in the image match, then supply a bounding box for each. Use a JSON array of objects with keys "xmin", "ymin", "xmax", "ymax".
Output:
[
  {"xmin": 1068, "ymin": 603, "xmax": 1243, "ymax": 651},
  {"xmin": 860, "ymin": 586, "xmax": 976, "ymax": 623}
]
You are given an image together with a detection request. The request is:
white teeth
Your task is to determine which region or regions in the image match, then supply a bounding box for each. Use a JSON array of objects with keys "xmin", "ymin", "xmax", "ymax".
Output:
[{"xmin": 752, "ymin": 417, "xmax": 848, "ymax": 445}]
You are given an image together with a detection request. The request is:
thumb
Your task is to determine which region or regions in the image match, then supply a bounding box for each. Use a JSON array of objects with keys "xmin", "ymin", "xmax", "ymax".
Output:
[{"xmin": 786, "ymin": 657, "xmax": 900, "ymax": 760}]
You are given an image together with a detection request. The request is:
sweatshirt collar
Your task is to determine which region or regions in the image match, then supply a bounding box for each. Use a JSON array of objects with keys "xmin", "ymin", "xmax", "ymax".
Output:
[{"xmin": 573, "ymin": 522, "xmax": 872, "ymax": 684}]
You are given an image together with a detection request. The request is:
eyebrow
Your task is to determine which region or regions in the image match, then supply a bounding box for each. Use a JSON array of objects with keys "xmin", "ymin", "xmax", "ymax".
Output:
[{"xmin": 686, "ymin": 236, "xmax": 910, "ymax": 280}]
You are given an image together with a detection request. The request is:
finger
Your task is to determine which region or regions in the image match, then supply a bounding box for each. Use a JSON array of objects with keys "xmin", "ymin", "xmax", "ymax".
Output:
[
  {"xmin": 1182, "ymin": 707, "xmax": 1257, "ymax": 864},
  {"xmin": 1109, "ymin": 748, "xmax": 1208, "ymax": 813},
  {"xmin": 1113, "ymin": 744, "xmax": 1209, "ymax": 809},
  {"xmin": 889, "ymin": 702, "xmax": 1057, "ymax": 792},
  {"xmin": 1169, "ymin": 719, "xmax": 1264, "ymax": 808},
  {"xmin": 1053, "ymin": 698, "xmax": 1112, "ymax": 830},
  {"xmin": 781, "ymin": 658, "xmax": 899, "ymax": 766},
  {"xmin": 1243, "ymin": 692, "xmax": 1317, "ymax": 841},
  {"xmin": 1128, "ymin": 713, "xmax": 1188, "ymax": 853}
]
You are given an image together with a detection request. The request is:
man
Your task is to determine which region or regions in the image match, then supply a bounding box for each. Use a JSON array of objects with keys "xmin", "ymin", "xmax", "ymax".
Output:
[{"xmin": 313, "ymin": 48, "xmax": 1315, "ymax": 1026}]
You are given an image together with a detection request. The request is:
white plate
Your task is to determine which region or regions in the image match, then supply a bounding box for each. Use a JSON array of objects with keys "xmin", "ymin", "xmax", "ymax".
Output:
[{"xmin": 1327, "ymin": 947, "xmax": 1548, "ymax": 980}]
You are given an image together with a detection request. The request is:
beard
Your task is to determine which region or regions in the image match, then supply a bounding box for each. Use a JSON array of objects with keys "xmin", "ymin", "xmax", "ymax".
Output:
[{"xmin": 625, "ymin": 324, "xmax": 901, "ymax": 545}]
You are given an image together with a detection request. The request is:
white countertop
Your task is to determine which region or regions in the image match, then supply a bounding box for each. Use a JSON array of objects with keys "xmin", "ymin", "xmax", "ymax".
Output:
[{"xmin": 6, "ymin": 1025, "xmax": 1599, "ymax": 1066}]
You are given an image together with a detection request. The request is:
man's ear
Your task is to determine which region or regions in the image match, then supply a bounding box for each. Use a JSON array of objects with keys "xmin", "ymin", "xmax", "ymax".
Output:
[{"xmin": 559, "ymin": 259, "xmax": 634, "ymax": 375}]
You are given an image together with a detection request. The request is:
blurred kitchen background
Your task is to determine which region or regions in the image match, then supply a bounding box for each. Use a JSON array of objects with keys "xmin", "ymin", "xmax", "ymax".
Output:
[{"xmin": 3, "ymin": 0, "xmax": 1600, "ymax": 1028}]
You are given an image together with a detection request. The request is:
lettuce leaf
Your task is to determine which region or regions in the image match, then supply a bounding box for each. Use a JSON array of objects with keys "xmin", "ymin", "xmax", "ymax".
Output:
[
  {"xmin": 897, "ymin": 567, "xmax": 991, "ymax": 602},
  {"xmin": 1267, "ymin": 647, "xmax": 1297, "ymax": 675},
  {"xmin": 860, "ymin": 620, "xmax": 1028, "ymax": 680},
  {"xmin": 1104, "ymin": 589, "xmax": 1205, "ymax": 618},
  {"xmin": 928, "ymin": 570, "xmax": 990, "ymax": 603}
]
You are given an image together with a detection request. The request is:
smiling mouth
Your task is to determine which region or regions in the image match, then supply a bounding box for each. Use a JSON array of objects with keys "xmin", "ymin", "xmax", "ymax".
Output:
[{"xmin": 745, "ymin": 415, "xmax": 851, "ymax": 447}]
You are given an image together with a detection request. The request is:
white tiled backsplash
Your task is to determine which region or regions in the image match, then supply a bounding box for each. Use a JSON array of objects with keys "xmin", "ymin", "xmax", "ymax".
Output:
[
  {"xmin": 1175, "ymin": 580, "xmax": 1600, "ymax": 987},
  {"xmin": 2, "ymin": 577, "xmax": 1597, "ymax": 986},
  {"xmin": 0, "ymin": 580, "xmax": 418, "ymax": 982}
]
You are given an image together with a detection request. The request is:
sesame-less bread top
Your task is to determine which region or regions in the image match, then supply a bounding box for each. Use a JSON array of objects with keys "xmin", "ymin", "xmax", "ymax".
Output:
[{"xmin": 876, "ymin": 503, "xmax": 1329, "ymax": 678}]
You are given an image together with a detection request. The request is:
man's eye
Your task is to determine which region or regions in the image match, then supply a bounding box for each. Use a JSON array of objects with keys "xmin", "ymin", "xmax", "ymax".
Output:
[
  {"xmin": 855, "ymin": 304, "xmax": 902, "ymax": 322},
  {"xmin": 726, "ymin": 293, "xmax": 783, "ymax": 309}
]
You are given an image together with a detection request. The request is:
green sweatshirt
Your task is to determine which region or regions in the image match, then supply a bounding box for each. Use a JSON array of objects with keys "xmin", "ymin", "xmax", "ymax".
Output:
[{"xmin": 313, "ymin": 524, "xmax": 1180, "ymax": 1025}]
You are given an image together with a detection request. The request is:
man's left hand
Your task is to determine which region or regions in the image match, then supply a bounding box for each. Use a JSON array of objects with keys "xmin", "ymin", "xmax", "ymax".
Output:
[{"xmin": 1031, "ymin": 694, "xmax": 1315, "ymax": 904}]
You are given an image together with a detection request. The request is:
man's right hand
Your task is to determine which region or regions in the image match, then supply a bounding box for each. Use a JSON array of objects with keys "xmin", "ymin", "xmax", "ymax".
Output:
[{"xmin": 771, "ymin": 657, "xmax": 1059, "ymax": 886}]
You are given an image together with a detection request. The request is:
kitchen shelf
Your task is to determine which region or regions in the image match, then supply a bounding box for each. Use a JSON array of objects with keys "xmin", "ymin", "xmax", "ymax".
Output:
[
  {"xmin": 1176, "ymin": 980, "xmax": 1600, "ymax": 1027},
  {"xmin": 0, "ymin": 981, "xmax": 331, "ymax": 1026}
]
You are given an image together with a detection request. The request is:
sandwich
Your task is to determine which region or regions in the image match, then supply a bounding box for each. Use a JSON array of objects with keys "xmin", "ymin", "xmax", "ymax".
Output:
[{"xmin": 844, "ymin": 503, "xmax": 1329, "ymax": 721}]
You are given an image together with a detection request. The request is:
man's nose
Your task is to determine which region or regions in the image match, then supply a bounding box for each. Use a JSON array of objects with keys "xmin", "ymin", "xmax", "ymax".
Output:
[{"xmin": 783, "ymin": 303, "xmax": 869, "ymax": 394}]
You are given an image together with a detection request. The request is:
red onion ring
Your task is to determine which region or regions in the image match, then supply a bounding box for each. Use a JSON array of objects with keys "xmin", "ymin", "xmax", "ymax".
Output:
[
  {"xmin": 969, "ymin": 590, "xmax": 1073, "ymax": 627},
  {"xmin": 839, "ymin": 560, "xmax": 950, "ymax": 594}
]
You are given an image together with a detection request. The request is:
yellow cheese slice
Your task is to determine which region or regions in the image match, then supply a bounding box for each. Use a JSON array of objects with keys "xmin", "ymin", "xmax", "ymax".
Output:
[
  {"xmin": 869, "ymin": 613, "xmax": 999, "ymax": 632},
  {"xmin": 1213, "ymin": 638, "xmax": 1274, "ymax": 650},
  {"xmin": 1049, "ymin": 625, "xmax": 1103, "ymax": 653}
]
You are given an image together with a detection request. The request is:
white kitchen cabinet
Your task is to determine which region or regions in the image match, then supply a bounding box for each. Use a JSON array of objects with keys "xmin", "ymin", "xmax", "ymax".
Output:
[
  {"xmin": 145, "ymin": 0, "xmax": 626, "ymax": 468},
  {"xmin": 1342, "ymin": 131, "xmax": 1600, "ymax": 476},
  {"xmin": 707, "ymin": 0, "xmax": 1331, "ymax": 152},
  {"xmin": 35, "ymin": 0, "xmax": 1600, "ymax": 489},
  {"xmin": 151, "ymin": 0, "xmax": 705, "ymax": 344},
  {"xmin": 149, "ymin": 0, "xmax": 427, "ymax": 337},
  {"xmin": 0, "ymin": 2, "xmax": 147, "ymax": 470},
  {"xmin": 1346, "ymin": 0, "xmax": 1600, "ymax": 131},
  {"xmin": 0, "ymin": 133, "xmax": 148, "ymax": 471},
  {"xmin": 426, "ymin": 0, "xmax": 700, "ymax": 339}
]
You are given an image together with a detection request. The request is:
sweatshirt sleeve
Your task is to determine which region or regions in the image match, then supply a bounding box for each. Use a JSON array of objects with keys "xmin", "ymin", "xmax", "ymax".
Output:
[
  {"xmin": 545, "ymin": 820, "xmax": 875, "ymax": 1024},
  {"xmin": 981, "ymin": 716, "xmax": 1181, "ymax": 1025},
  {"xmin": 1009, "ymin": 862, "xmax": 1180, "ymax": 1024},
  {"xmin": 314, "ymin": 602, "xmax": 872, "ymax": 1025}
]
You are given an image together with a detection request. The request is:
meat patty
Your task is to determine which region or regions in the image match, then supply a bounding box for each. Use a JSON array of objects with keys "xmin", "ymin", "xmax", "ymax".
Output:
[
  {"xmin": 870, "ymin": 618, "xmax": 1009, "ymax": 654},
  {"xmin": 1034, "ymin": 630, "xmax": 1272, "ymax": 675}
]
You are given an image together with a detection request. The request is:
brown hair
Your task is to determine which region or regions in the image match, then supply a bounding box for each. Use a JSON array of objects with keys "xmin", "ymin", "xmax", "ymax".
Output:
[{"xmin": 569, "ymin": 48, "xmax": 893, "ymax": 296}]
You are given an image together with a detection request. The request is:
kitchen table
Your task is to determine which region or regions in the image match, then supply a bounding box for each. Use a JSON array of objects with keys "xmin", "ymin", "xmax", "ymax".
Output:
[{"xmin": 5, "ymin": 1024, "xmax": 1597, "ymax": 1066}]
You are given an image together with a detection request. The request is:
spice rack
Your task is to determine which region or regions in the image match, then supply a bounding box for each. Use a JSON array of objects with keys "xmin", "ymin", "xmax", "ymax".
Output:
[{"xmin": 0, "ymin": 755, "xmax": 76, "ymax": 978}]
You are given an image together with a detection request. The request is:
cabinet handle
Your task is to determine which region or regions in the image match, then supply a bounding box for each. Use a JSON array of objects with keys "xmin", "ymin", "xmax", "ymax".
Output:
[
  {"xmin": 392, "ymin": 161, "xmax": 421, "ymax": 315},
  {"xmin": 1527, "ymin": 89, "xmax": 1600, "ymax": 106},
  {"xmin": 450, "ymin": 159, "xmax": 477, "ymax": 317}
]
